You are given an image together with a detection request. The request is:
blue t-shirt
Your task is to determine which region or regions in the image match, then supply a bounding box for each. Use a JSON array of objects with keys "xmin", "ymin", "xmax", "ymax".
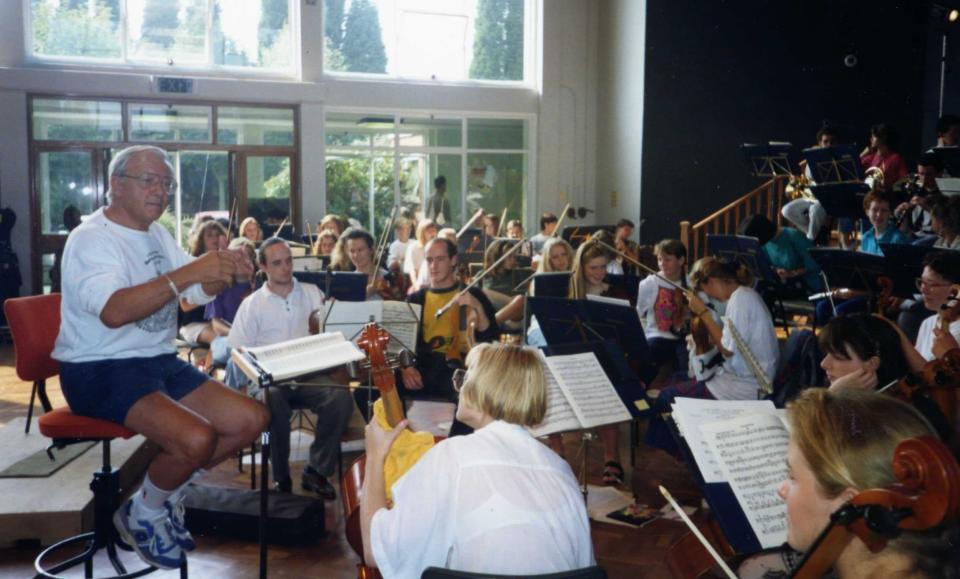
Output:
[
  {"xmin": 762, "ymin": 227, "xmax": 823, "ymax": 291},
  {"xmin": 859, "ymin": 225, "xmax": 909, "ymax": 255}
]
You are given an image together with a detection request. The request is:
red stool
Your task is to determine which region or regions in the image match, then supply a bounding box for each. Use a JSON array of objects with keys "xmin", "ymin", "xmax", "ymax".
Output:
[{"xmin": 4, "ymin": 295, "xmax": 186, "ymax": 578}]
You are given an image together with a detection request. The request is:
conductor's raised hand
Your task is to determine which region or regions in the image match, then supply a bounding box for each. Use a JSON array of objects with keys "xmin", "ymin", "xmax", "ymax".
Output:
[
  {"xmin": 191, "ymin": 250, "xmax": 238, "ymax": 294},
  {"xmin": 365, "ymin": 418, "xmax": 408, "ymax": 465}
]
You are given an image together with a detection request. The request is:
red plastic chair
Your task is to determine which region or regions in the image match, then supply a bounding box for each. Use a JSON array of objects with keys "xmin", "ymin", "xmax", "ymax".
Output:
[
  {"xmin": 3, "ymin": 293, "xmax": 59, "ymax": 433},
  {"xmin": 4, "ymin": 294, "xmax": 181, "ymax": 578}
]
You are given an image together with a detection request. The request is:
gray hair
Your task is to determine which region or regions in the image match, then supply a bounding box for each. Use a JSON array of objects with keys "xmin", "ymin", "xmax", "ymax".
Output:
[{"xmin": 106, "ymin": 145, "xmax": 174, "ymax": 204}]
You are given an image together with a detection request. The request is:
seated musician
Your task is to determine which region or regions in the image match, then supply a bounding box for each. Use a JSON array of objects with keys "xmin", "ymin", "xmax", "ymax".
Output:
[
  {"xmin": 404, "ymin": 218, "xmax": 438, "ymax": 293},
  {"xmin": 612, "ymin": 219, "xmax": 639, "ymax": 275},
  {"xmin": 178, "ymin": 220, "xmax": 227, "ymax": 352},
  {"xmin": 329, "ymin": 227, "xmax": 355, "ymax": 271},
  {"xmin": 776, "ymin": 388, "xmax": 958, "ymax": 579},
  {"xmin": 362, "ymin": 343, "xmax": 595, "ymax": 578},
  {"xmin": 400, "ymin": 237, "xmax": 500, "ymax": 436},
  {"xmin": 481, "ymin": 238, "xmax": 521, "ymax": 299},
  {"xmin": 930, "ymin": 194, "xmax": 960, "ymax": 250},
  {"xmin": 482, "ymin": 212, "xmax": 501, "ymax": 238},
  {"xmin": 738, "ymin": 213, "xmax": 823, "ymax": 296},
  {"xmin": 494, "ymin": 236, "xmax": 573, "ymax": 325},
  {"xmin": 506, "ymin": 219, "xmax": 524, "ymax": 240},
  {"xmin": 859, "ymin": 189, "xmax": 910, "ymax": 255},
  {"xmin": 386, "ymin": 217, "xmax": 412, "ymax": 272},
  {"xmin": 529, "ymin": 211, "xmax": 559, "ymax": 254},
  {"xmin": 239, "ymin": 216, "xmax": 262, "ymax": 243},
  {"xmin": 312, "ymin": 228, "xmax": 338, "ymax": 257},
  {"xmin": 227, "ymin": 237, "xmax": 354, "ymax": 499},
  {"xmin": 646, "ymin": 257, "xmax": 779, "ymax": 452},
  {"xmin": 635, "ymin": 239, "xmax": 690, "ymax": 385},
  {"xmin": 861, "ymin": 123, "xmax": 909, "ymax": 190},
  {"xmin": 204, "ymin": 237, "xmax": 257, "ymax": 369},
  {"xmin": 935, "ymin": 113, "xmax": 960, "ymax": 148},
  {"xmin": 53, "ymin": 145, "xmax": 268, "ymax": 569},
  {"xmin": 896, "ymin": 154, "xmax": 945, "ymax": 241},
  {"xmin": 318, "ymin": 213, "xmax": 344, "ymax": 236},
  {"xmin": 341, "ymin": 228, "xmax": 399, "ymax": 301},
  {"xmin": 781, "ymin": 124, "xmax": 839, "ymax": 242}
]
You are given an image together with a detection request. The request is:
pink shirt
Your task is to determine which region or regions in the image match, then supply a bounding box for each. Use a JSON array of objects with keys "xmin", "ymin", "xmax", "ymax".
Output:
[{"xmin": 861, "ymin": 151, "xmax": 908, "ymax": 188}]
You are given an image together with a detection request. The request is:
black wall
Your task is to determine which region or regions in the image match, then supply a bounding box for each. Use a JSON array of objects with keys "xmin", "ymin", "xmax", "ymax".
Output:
[{"xmin": 640, "ymin": 0, "xmax": 929, "ymax": 244}]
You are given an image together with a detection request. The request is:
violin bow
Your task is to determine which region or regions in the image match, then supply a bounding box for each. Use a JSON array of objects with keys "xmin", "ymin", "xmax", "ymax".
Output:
[
  {"xmin": 435, "ymin": 236, "xmax": 528, "ymax": 319},
  {"xmin": 457, "ymin": 209, "xmax": 486, "ymax": 238},
  {"xmin": 305, "ymin": 220, "xmax": 316, "ymax": 253},
  {"xmin": 594, "ymin": 240, "xmax": 697, "ymax": 299},
  {"xmin": 225, "ymin": 196, "xmax": 239, "ymax": 243},
  {"xmin": 372, "ymin": 207, "xmax": 398, "ymax": 274},
  {"xmin": 659, "ymin": 486, "xmax": 738, "ymax": 579},
  {"xmin": 511, "ymin": 202, "xmax": 572, "ymax": 292}
]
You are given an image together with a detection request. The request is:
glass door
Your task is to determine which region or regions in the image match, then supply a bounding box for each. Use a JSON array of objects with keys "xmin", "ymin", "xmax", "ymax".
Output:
[{"xmin": 240, "ymin": 153, "xmax": 296, "ymax": 238}]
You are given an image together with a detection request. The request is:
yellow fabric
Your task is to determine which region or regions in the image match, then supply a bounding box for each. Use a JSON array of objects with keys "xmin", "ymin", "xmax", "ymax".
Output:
[
  {"xmin": 422, "ymin": 288, "xmax": 460, "ymax": 355},
  {"xmin": 373, "ymin": 398, "xmax": 435, "ymax": 504}
]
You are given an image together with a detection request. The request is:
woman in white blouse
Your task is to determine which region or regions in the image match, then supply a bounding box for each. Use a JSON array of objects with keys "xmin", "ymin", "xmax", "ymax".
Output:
[{"xmin": 360, "ymin": 343, "xmax": 595, "ymax": 578}]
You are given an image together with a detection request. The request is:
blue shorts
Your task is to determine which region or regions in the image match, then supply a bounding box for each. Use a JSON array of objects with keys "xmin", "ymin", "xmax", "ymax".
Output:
[{"xmin": 60, "ymin": 354, "xmax": 209, "ymax": 426}]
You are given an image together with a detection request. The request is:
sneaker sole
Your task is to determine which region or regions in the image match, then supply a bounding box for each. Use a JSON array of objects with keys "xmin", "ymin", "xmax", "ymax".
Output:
[{"xmin": 112, "ymin": 504, "xmax": 182, "ymax": 571}]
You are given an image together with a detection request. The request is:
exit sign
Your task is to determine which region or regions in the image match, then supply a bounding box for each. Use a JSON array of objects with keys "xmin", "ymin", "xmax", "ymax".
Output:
[{"xmin": 156, "ymin": 77, "xmax": 195, "ymax": 94}]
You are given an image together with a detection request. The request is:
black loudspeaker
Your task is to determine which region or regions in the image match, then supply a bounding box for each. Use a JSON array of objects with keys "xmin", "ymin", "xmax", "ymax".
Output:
[{"xmin": 182, "ymin": 483, "xmax": 325, "ymax": 546}]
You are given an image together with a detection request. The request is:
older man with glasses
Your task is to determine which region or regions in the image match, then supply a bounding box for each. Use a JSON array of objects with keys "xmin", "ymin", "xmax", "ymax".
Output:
[{"xmin": 52, "ymin": 144, "xmax": 270, "ymax": 570}]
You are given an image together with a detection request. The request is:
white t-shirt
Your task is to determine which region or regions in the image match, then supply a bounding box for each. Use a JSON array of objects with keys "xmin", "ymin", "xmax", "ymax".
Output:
[
  {"xmin": 228, "ymin": 278, "xmax": 324, "ymax": 349},
  {"xmin": 404, "ymin": 243, "xmax": 425, "ymax": 278},
  {"xmin": 706, "ymin": 286, "xmax": 779, "ymax": 401},
  {"xmin": 53, "ymin": 208, "xmax": 213, "ymax": 363},
  {"xmin": 915, "ymin": 314, "xmax": 960, "ymax": 361},
  {"xmin": 387, "ymin": 239, "xmax": 410, "ymax": 270},
  {"xmin": 370, "ymin": 421, "xmax": 594, "ymax": 578},
  {"xmin": 635, "ymin": 275, "xmax": 686, "ymax": 341}
]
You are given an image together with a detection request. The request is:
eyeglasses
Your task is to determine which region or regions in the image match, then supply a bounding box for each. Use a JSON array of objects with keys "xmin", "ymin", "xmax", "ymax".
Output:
[
  {"xmin": 118, "ymin": 172, "xmax": 178, "ymax": 193},
  {"xmin": 451, "ymin": 368, "xmax": 467, "ymax": 393},
  {"xmin": 915, "ymin": 277, "xmax": 952, "ymax": 291}
]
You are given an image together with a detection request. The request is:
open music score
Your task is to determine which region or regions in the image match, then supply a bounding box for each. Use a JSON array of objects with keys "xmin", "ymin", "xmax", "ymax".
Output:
[
  {"xmin": 528, "ymin": 351, "xmax": 632, "ymax": 438},
  {"xmin": 320, "ymin": 300, "xmax": 422, "ymax": 352},
  {"xmin": 231, "ymin": 332, "xmax": 366, "ymax": 387}
]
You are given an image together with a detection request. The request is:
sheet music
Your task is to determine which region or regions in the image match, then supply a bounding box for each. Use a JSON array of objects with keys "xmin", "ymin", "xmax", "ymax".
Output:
[
  {"xmin": 527, "ymin": 353, "xmax": 583, "ymax": 437},
  {"xmin": 239, "ymin": 332, "xmax": 366, "ymax": 383},
  {"xmin": 671, "ymin": 398, "xmax": 778, "ymax": 483},
  {"xmin": 321, "ymin": 300, "xmax": 422, "ymax": 351},
  {"xmin": 700, "ymin": 413, "xmax": 790, "ymax": 549},
  {"xmin": 545, "ymin": 352, "xmax": 631, "ymax": 429}
]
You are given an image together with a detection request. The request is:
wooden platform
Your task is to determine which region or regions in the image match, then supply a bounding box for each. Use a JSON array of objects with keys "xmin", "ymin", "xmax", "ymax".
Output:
[{"xmin": 0, "ymin": 417, "xmax": 153, "ymax": 548}]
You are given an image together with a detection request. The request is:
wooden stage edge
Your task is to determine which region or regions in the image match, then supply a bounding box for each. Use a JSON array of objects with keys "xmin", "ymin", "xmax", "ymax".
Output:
[{"xmin": 0, "ymin": 417, "xmax": 154, "ymax": 548}]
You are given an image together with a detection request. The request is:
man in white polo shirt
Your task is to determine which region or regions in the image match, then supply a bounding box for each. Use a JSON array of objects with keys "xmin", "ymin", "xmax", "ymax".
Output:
[{"xmin": 228, "ymin": 237, "xmax": 353, "ymax": 499}]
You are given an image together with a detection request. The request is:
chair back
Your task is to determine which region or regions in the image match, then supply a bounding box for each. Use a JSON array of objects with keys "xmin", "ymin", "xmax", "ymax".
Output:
[
  {"xmin": 4, "ymin": 293, "xmax": 62, "ymax": 382},
  {"xmin": 421, "ymin": 566, "xmax": 606, "ymax": 579}
]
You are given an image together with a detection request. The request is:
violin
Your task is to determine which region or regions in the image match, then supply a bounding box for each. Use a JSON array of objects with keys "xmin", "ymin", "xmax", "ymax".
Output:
[{"xmin": 445, "ymin": 302, "xmax": 478, "ymax": 368}]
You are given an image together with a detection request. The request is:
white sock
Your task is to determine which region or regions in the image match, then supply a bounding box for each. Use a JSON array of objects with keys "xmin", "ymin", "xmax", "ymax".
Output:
[{"xmin": 133, "ymin": 474, "xmax": 175, "ymax": 515}]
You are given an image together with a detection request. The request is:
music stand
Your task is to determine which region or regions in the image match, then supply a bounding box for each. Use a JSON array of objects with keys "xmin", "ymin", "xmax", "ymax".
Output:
[
  {"xmin": 740, "ymin": 142, "xmax": 794, "ymax": 177},
  {"xmin": 604, "ymin": 274, "xmax": 642, "ymax": 306},
  {"xmin": 292, "ymin": 255, "xmax": 330, "ymax": 272},
  {"xmin": 532, "ymin": 272, "xmax": 572, "ymax": 298},
  {"xmin": 457, "ymin": 228, "xmax": 489, "ymax": 267},
  {"xmin": 293, "ymin": 271, "xmax": 368, "ymax": 301},
  {"xmin": 809, "ymin": 249, "xmax": 886, "ymax": 308},
  {"xmin": 809, "ymin": 182, "xmax": 870, "ymax": 219},
  {"xmin": 705, "ymin": 234, "xmax": 778, "ymax": 284},
  {"xmin": 262, "ymin": 223, "xmax": 295, "ymax": 240},
  {"xmin": 880, "ymin": 244, "xmax": 960, "ymax": 299},
  {"xmin": 802, "ymin": 144, "xmax": 864, "ymax": 184},
  {"xmin": 561, "ymin": 225, "xmax": 615, "ymax": 249},
  {"xmin": 528, "ymin": 296, "xmax": 650, "ymax": 368}
]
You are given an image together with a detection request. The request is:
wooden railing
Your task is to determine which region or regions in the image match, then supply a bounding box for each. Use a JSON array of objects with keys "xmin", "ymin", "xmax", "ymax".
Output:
[{"xmin": 679, "ymin": 175, "xmax": 789, "ymax": 263}]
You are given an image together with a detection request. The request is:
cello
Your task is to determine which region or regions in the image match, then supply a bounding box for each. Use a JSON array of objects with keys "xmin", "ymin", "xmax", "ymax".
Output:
[{"xmin": 341, "ymin": 324, "xmax": 420, "ymax": 579}]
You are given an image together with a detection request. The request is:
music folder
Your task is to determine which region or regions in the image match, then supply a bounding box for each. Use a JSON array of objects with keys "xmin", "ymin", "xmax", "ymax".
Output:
[{"xmin": 531, "ymin": 272, "xmax": 572, "ymax": 298}]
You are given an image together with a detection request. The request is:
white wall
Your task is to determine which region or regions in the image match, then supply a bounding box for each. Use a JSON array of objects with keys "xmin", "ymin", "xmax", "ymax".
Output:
[
  {"xmin": 595, "ymin": 0, "xmax": 646, "ymax": 240},
  {"xmin": 0, "ymin": 0, "xmax": 602, "ymax": 293}
]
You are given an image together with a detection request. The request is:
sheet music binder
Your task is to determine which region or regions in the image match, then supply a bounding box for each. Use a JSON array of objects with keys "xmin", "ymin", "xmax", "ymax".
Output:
[
  {"xmin": 292, "ymin": 271, "xmax": 368, "ymax": 301},
  {"xmin": 541, "ymin": 340, "xmax": 651, "ymax": 418},
  {"xmin": 528, "ymin": 296, "xmax": 650, "ymax": 367},
  {"xmin": 740, "ymin": 142, "xmax": 794, "ymax": 177},
  {"xmin": 670, "ymin": 420, "xmax": 763, "ymax": 554}
]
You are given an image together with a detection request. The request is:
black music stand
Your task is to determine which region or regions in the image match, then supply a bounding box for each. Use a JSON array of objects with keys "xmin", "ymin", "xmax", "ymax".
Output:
[
  {"xmin": 809, "ymin": 182, "xmax": 870, "ymax": 220},
  {"xmin": 293, "ymin": 271, "xmax": 368, "ymax": 301},
  {"xmin": 880, "ymin": 244, "xmax": 960, "ymax": 299},
  {"xmin": 532, "ymin": 272, "xmax": 572, "ymax": 298},
  {"xmin": 705, "ymin": 234, "xmax": 778, "ymax": 284},
  {"xmin": 802, "ymin": 144, "xmax": 865, "ymax": 183},
  {"xmin": 456, "ymin": 228, "xmax": 489, "ymax": 266},
  {"xmin": 528, "ymin": 296, "xmax": 650, "ymax": 368},
  {"xmin": 809, "ymin": 248, "xmax": 886, "ymax": 314},
  {"xmin": 262, "ymin": 224, "xmax": 295, "ymax": 240},
  {"xmin": 604, "ymin": 274, "xmax": 642, "ymax": 307},
  {"xmin": 561, "ymin": 225, "xmax": 615, "ymax": 249},
  {"xmin": 740, "ymin": 142, "xmax": 795, "ymax": 177}
]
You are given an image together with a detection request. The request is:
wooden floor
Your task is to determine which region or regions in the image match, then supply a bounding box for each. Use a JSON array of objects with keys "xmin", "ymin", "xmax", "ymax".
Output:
[{"xmin": 0, "ymin": 342, "xmax": 714, "ymax": 579}]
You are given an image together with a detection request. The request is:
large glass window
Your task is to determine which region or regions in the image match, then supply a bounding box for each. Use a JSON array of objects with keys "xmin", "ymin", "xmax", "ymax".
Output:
[
  {"xmin": 218, "ymin": 107, "xmax": 295, "ymax": 146},
  {"xmin": 29, "ymin": 0, "xmax": 295, "ymax": 73},
  {"xmin": 323, "ymin": 0, "xmax": 533, "ymax": 84},
  {"xmin": 36, "ymin": 150, "xmax": 97, "ymax": 235},
  {"xmin": 33, "ymin": 98, "xmax": 123, "ymax": 141},
  {"xmin": 129, "ymin": 103, "xmax": 213, "ymax": 143},
  {"xmin": 325, "ymin": 111, "xmax": 530, "ymax": 238}
]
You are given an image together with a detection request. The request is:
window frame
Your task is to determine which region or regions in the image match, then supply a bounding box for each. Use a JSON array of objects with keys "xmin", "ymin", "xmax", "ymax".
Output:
[{"xmin": 23, "ymin": 0, "xmax": 302, "ymax": 79}]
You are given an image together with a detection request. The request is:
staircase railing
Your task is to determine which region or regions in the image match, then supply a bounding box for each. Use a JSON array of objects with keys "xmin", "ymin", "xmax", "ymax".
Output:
[{"xmin": 679, "ymin": 176, "xmax": 788, "ymax": 263}]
